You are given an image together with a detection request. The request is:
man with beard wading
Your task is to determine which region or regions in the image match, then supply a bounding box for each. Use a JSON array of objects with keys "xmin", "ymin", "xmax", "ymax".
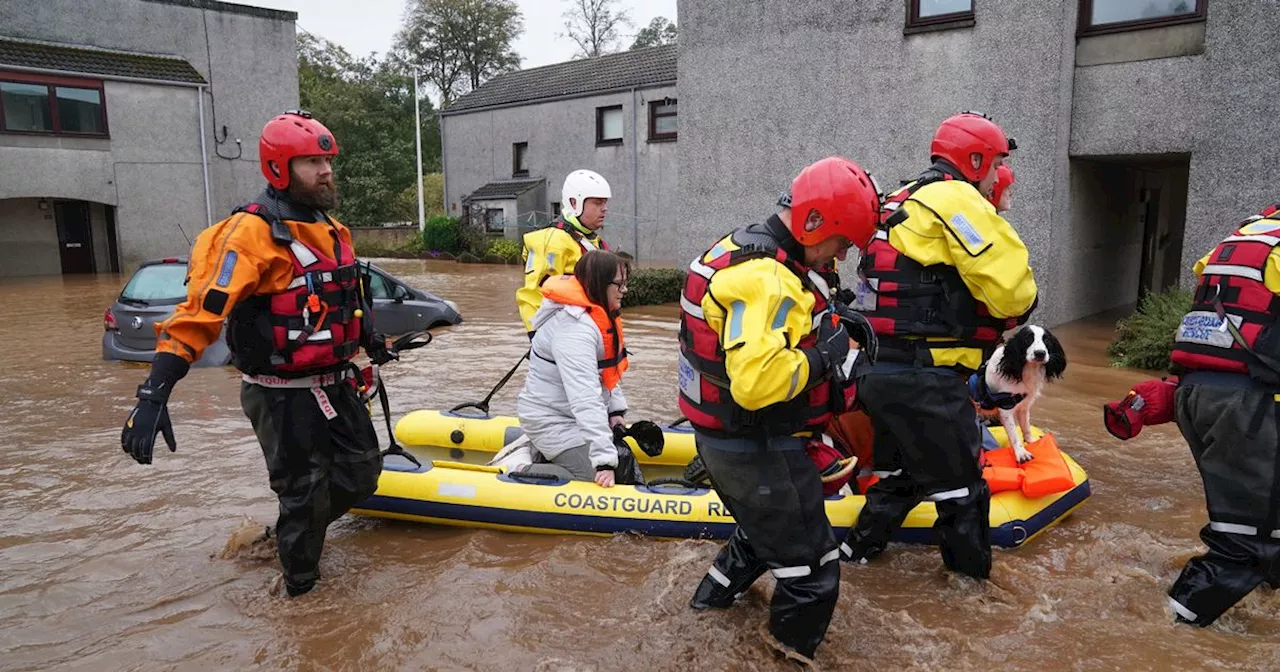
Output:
[{"xmin": 120, "ymin": 110, "xmax": 397, "ymax": 597}]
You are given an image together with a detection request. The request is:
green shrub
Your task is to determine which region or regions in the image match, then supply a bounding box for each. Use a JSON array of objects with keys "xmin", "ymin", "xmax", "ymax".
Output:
[
  {"xmin": 623, "ymin": 268, "xmax": 686, "ymax": 308},
  {"xmin": 1107, "ymin": 289, "xmax": 1194, "ymax": 370},
  {"xmin": 422, "ymin": 216, "xmax": 462, "ymax": 254},
  {"xmin": 485, "ymin": 237, "xmax": 523, "ymax": 262}
]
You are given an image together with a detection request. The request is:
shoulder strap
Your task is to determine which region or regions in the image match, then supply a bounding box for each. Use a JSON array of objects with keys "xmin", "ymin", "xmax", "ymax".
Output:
[{"xmin": 234, "ymin": 198, "xmax": 293, "ymax": 245}]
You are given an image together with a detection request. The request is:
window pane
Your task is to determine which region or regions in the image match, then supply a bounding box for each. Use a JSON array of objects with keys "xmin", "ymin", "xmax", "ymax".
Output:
[
  {"xmin": 601, "ymin": 108, "xmax": 622, "ymax": 140},
  {"xmin": 1, "ymin": 82, "xmax": 53, "ymax": 132},
  {"xmin": 486, "ymin": 208, "xmax": 504, "ymax": 232},
  {"xmin": 653, "ymin": 100, "xmax": 676, "ymax": 116},
  {"xmin": 368, "ymin": 271, "xmax": 393, "ymax": 299},
  {"xmin": 121, "ymin": 264, "xmax": 189, "ymax": 301},
  {"xmin": 655, "ymin": 114, "xmax": 677, "ymax": 135},
  {"xmin": 918, "ymin": 0, "xmax": 973, "ymax": 18},
  {"xmin": 514, "ymin": 143, "xmax": 527, "ymax": 171},
  {"xmin": 56, "ymin": 87, "xmax": 104, "ymax": 134},
  {"xmin": 1092, "ymin": 0, "xmax": 1196, "ymax": 25}
]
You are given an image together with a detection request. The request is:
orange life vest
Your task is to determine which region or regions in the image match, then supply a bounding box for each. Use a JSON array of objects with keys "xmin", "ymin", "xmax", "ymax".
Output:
[
  {"xmin": 539, "ymin": 275, "xmax": 629, "ymax": 390},
  {"xmin": 980, "ymin": 433, "xmax": 1075, "ymax": 498}
]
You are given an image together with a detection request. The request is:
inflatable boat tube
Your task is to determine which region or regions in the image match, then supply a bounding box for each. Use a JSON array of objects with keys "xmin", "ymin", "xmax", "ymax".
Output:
[{"xmin": 351, "ymin": 429, "xmax": 1090, "ymax": 549}]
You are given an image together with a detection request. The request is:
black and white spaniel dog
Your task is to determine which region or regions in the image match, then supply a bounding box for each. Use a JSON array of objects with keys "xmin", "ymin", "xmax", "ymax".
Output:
[{"xmin": 978, "ymin": 325, "xmax": 1067, "ymax": 463}]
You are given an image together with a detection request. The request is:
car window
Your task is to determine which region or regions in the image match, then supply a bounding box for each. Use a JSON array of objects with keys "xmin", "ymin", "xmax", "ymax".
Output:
[
  {"xmin": 368, "ymin": 270, "xmax": 394, "ymax": 300},
  {"xmin": 121, "ymin": 264, "xmax": 188, "ymax": 301}
]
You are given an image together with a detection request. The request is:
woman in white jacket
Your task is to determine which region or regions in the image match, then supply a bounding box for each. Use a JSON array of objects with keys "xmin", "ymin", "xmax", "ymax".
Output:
[{"xmin": 517, "ymin": 250, "xmax": 633, "ymax": 487}]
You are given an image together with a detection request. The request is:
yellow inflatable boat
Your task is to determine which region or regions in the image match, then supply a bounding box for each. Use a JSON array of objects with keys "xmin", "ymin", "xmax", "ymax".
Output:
[
  {"xmin": 356, "ymin": 416, "xmax": 1091, "ymax": 548},
  {"xmin": 394, "ymin": 409, "xmax": 699, "ymax": 467}
]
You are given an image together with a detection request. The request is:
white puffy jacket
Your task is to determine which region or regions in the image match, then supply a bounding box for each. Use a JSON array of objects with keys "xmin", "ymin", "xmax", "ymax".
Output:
[{"xmin": 516, "ymin": 297, "xmax": 627, "ymax": 469}]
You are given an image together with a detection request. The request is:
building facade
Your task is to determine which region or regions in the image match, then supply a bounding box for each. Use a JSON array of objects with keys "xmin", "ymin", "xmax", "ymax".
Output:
[
  {"xmin": 678, "ymin": 0, "xmax": 1270, "ymax": 327},
  {"xmin": 440, "ymin": 45, "xmax": 680, "ymax": 262},
  {"xmin": 0, "ymin": 0, "xmax": 298, "ymax": 277}
]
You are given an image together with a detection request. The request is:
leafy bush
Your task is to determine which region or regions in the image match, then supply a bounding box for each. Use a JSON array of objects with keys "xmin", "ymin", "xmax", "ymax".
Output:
[
  {"xmin": 623, "ymin": 268, "xmax": 686, "ymax": 308},
  {"xmin": 485, "ymin": 238, "xmax": 523, "ymax": 262},
  {"xmin": 422, "ymin": 215, "xmax": 462, "ymax": 254},
  {"xmin": 1107, "ymin": 289, "xmax": 1194, "ymax": 370}
]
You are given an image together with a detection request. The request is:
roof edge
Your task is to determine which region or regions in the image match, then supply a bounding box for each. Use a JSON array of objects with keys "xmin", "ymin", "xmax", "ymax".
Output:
[
  {"xmin": 441, "ymin": 80, "xmax": 677, "ymax": 117},
  {"xmin": 0, "ymin": 35, "xmax": 194, "ymax": 63},
  {"xmin": 139, "ymin": 0, "xmax": 297, "ymax": 22}
]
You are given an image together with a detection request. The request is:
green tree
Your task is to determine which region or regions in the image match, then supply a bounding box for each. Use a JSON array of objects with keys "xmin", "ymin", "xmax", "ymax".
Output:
[
  {"xmin": 297, "ymin": 33, "xmax": 441, "ymax": 226},
  {"xmin": 629, "ymin": 16, "xmax": 677, "ymax": 50},
  {"xmin": 561, "ymin": 0, "xmax": 631, "ymax": 58},
  {"xmin": 395, "ymin": 0, "xmax": 524, "ymax": 106}
]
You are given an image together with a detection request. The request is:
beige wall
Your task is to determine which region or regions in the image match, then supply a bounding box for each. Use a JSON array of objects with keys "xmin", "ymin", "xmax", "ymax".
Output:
[{"xmin": 0, "ymin": 198, "xmax": 60, "ymax": 277}]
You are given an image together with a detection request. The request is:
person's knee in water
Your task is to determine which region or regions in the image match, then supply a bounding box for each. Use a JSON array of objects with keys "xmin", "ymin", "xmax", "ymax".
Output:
[{"xmin": 516, "ymin": 250, "xmax": 638, "ymax": 487}]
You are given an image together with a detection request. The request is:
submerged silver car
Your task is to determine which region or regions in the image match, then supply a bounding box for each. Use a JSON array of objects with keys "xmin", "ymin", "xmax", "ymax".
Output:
[{"xmin": 103, "ymin": 258, "xmax": 462, "ymax": 366}]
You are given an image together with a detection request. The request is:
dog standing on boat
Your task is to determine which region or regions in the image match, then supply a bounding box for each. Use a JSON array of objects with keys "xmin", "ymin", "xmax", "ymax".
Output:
[{"xmin": 976, "ymin": 325, "xmax": 1067, "ymax": 463}]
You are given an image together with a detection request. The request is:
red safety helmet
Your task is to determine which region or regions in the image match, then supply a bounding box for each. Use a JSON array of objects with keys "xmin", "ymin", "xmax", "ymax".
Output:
[
  {"xmin": 788, "ymin": 156, "xmax": 883, "ymax": 250},
  {"xmin": 988, "ymin": 164, "xmax": 1014, "ymax": 207},
  {"xmin": 930, "ymin": 111, "xmax": 1014, "ymax": 184},
  {"xmin": 259, "ymin": 109, "xmax": 339, "ymax": 190}
]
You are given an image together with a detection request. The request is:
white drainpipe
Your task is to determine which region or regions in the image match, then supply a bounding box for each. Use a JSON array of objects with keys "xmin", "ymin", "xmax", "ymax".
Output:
[{"xmin": 197, "ymin": 85, "xmax": 212, "ymax": 227}]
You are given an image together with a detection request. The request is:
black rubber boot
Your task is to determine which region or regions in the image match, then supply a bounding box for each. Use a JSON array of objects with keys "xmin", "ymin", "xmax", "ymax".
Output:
[
  {"xmin": 767, "ymin": 555, "xmax": 840, "ymax": 659},
  {"xmin": 691, "ymin": 527, "xmax": 767, "ymax": 609},
  {"xmin": 841, "ymin": 475, "xmax": 921, "ymax": 564},
  {"xmin": 932, "ymin": 479, "xmax": 992, "ymax": 579},
  {"xmin": 1168, "ymin": 525, "xmax": 1277, "ymax": 626}
]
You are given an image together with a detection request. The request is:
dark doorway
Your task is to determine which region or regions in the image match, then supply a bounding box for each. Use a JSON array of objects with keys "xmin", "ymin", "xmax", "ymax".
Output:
[
  {"xmin": 1066, "ymin": 155, "xmax": 1189, "ymax": 322},
  {"xmin": 54, "ymin": 200, "xmax": 94, "ymax": 274},
  {"xmin": 1138, "ymin": 187, "xmax": 1164, "ymax": 299},
  {"xmin": 104, "ymin": 205, "xmax": 120, "ymax": 273}
]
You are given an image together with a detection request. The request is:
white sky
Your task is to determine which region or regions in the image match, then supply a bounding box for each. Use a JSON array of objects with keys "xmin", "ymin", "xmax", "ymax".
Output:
[{"xmin": 244, "ymin": 0, "xmax": 679, "ymax": 68}]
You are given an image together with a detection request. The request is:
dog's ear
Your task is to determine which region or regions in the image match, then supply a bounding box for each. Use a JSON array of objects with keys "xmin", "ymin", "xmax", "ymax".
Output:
[
  {"xmin": 996, "ymin": 328, "xmax": 1030, "ymax": 382},
  {"xmin": 1043, "ymin": 329, "xmax": 1067, "ymax": 380}
]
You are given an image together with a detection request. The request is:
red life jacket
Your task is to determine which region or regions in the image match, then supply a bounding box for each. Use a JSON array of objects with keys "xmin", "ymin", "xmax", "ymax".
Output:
[
  {"xmin": 226, "ymin": 201, "xmax": 365, "ymax": 377},
  {"xmin": 553, "ymin": 218, "xmax": 611, "ymax": 253},
  {"xmin": 849, "ymin": 169, "xmax": 1021, "ymax": 366},
  {"xmin": 1170, "ymin": 211, "xmax": 1280, "ymax": 385},
  {"xmin": 678, "ymin": 219, "xmax": 849, "ymax": 438}
]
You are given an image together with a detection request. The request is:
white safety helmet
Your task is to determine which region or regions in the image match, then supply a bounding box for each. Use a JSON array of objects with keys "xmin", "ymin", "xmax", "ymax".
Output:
[{"xmin": 561, "ymin": 169, "xmax": 612, "ymax": 218}]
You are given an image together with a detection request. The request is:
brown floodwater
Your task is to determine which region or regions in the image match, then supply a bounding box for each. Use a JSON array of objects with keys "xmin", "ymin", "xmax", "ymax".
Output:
[{"xmin": 3, "ymin": 259, "xmax": 1279, "ymax": 671}]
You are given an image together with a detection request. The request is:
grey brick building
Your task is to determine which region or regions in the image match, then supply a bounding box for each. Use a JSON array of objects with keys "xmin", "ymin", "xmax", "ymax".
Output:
[
  {"xmin": 0, "ymin": 0, "xmax": 298, "ymax": 277},
  {"xmin": 678, "ymin": 0, "xmax": 1270, "ymax": 327},
  {"xmin": 440, "ymin": 45, "xmax": 679, "ymax": 261}
]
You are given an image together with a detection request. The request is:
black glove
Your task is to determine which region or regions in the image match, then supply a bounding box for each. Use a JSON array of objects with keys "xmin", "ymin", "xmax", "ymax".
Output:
[
  {"xmin": 834, "ymin": 306, "xmax": 878, "ymax": 366},
  {"xmin": 613, "ymin": 420, "xmax": 665, "ymax": 458},
  {"xmin": 120, "ymin": 353, "xmax": 187, "ymax": 465},
  {"xmin": 366, "ymin": 333, "xmax": 398, "ymax": 366},
  {"xmin": 806, "ymin": 313, "xmax": 852, "ymax": 385}
]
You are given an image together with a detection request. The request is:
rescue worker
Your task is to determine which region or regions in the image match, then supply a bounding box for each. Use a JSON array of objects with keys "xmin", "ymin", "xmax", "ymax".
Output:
[
  {"xmin": 987, "ymin": 163, "xmax": 1014, "ymax": 213},
  {"xmin": 839, "ymin": 112, "xmax": 1038, "ymax": 579},
  {"xmin": 119, "ymin": 110, "xmax": 395, "ymax": 598},
  {"xmin": 1164, "ymin": 203, "xmax": 1280, "ymax": 627},
  {"xmin": 680, "ymin": 156, "xmax": 882, "ymax": 665},
  {"xmin": 517, "ymin": 169, "xmax": 612, "ymax": 337}
]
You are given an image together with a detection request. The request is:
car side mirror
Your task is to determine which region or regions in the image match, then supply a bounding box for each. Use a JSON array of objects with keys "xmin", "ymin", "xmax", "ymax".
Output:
[{"xmin": 392, "ymin": 285, "xmax": 410, "ymax": 303}]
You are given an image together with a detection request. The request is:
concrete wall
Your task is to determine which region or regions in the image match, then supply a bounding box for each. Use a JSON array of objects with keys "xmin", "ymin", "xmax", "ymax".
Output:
[
  {"xmin": 442, "ymin": 83, "xmax": 680, "ymax": 262},
  {"xmin": 349, "ymin": 226, "xmax": 420, "ymax": 251},
  {"xmin": 677, "ymin": 0, "xmax": 1077, "ymax": 320},
  {"xmin": 679, "ymin": 0, "xmax": 1280, "ymax": 326},
  {"xmin": 0, "ymin": 0, "xmax": 298, "ymax": 273},
  {"xmin": 0, "ymin": 198, "xmax": 61, "ymax": 276}
]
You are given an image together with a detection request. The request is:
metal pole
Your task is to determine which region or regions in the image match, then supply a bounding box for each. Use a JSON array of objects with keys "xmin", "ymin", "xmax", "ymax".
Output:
[
  {"xmin": 414, "ymin": 69, "xmax": 426, "ymax": 232},
  {"xmin": 631, "ymin": 87, "xmax": 639, "ymax": 261},
  {"xmin": 197, "ymin": 85, "xmax": 212, "ymax": 227}
]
